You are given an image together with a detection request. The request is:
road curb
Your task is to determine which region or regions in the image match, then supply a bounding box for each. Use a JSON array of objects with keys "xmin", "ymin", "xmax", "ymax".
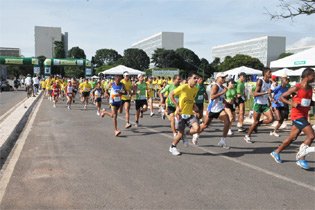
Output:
[{"xmin": 0, "ymin": 92, "xmax": 43, "ymax": 168}]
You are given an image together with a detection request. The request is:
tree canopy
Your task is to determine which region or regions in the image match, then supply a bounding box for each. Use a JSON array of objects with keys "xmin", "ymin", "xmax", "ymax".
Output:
[
  {"xmin": 218, "ymin": 54, "xmax": 264, "ymax": 72},
  {"xmin": 122, "ymin": 48, "xmax": 150, "ymax": 71},
  {"xmin": 268, "ymin": 0, "xmax": 315, "ymax": 19},
  {"xmin": 54, "ymin": 41, "xmax": 65, "ymax": 58},
  {"xmin": 68, "ymin": 46, "xmax": 86, "ymax": 59},
  {"xmin": 94, "ymin": 49, "xmax": 122, "ymax": 66}
]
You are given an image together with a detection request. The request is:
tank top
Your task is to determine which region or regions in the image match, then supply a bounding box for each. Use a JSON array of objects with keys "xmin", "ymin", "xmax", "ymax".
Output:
[
  {"xmin": 94, "ymin": 88, "xmax": 102, "ymax": 98},
  {"xmin": 255, "ymin": 79, "xmax": 271, "ymax": 105},
  {"xmin": 207, "ymin": 83, "xmax": 225, "ymax": 113},
  {"xmin": 291, "ymin": 83, "xmax": 312, "ymax": 120},
  {"xmin": 67, "ymin": 86, "xmax": 73, "ymax": 93},
  {"xmin": 136, "ymin": 82, "xmax": 147, "ymax": 100},
  {"xmin": 109, "ymin": 82, "xmax": 123, "ymax": 103}
]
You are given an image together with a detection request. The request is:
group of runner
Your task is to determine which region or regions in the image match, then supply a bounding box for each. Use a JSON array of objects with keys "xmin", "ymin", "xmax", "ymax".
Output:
[{"xmin": 40, "ymin": 68, "xmax": 315, "ymax": 170}]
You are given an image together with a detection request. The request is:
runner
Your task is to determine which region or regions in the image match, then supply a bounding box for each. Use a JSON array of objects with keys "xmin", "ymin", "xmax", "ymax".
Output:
[
  {"xmin": 270, "ymin": 68, "xmax": 315, "ymax": 170},
  {"xmin": 119, "ymin": 72, "xmax": 133, "ymax": 128},
  {"xmin": 194, "ymin": 72, "xmax": 231, "ymax": 149},
  {"xmin": 52, "ymin": 82, "xmax": 60, "ymax": 108},
  {"xmin": 72, "ymin": 78, "xmax": 79, "ymax": 103},
  {"xmin": 79, "ymin": 78, "xmax": 92, "ymax": 110},
  {"xmin": 101, "ymin": 75, "xmax": 126, "ymax": 136},
  {"xmin": 244, "ymin": 69, "xmax": 274, "ymax": 143},
  {"xmin": 195, "ymin": 77, "xmax": 208, "ymax": 122},
  {"xmin": 224, "ymin": 79, "xmax": 237, "ymax": 136},
  {"xmin": 65, "ymin": 80, "xmax": 74, "ymax": 110},
  {"xmin": 146, "ymin": 76, "xmax": 156, "ymax": 117},
  {"xmin": 168, "ymin": 73, "xmax": 200, "ymax": 155},
  {"xmin": 159, "ymin": 81, "xmax": 168, "ymax": 120},
  {"xmin": 270, "ymin": 74, "xmax": 290, "ymax": 137},
  {"xmin": 160, "ymin": 75, "xmax": 181, "ymax": 137},
  {"xmin": 92, "ymin": 81, "xmax": 103, "ymax": 116},
  {"xmin": 235, "ymin": 72, "xmax": 247, "ymax": 132},
  {"xmin": 45, "ymin": 76, "xmax": 53, "ymax": 100},
  {"xmin": 133, "ymin": 74, "xmax": 148, "ymax": 127}
]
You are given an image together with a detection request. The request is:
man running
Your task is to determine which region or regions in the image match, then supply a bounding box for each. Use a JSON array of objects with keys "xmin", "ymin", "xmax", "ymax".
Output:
[
  {"xmin": 119, "ymin": 72, "xmax": 133, "ymax": 128},
  {"xmin": 92, "ymin": 81, "xmax": 104, "ymax": 116},
  {"xmin": 270, "ymin": 68, "xmax": 315, "ymax": 170},
  {"xmin": 79, "ymin": 78, "xmax": 92, "ymax": 110},
  {"xmin": 168, "ymin": 73, "xmax": 200, "ymax": 156},
  {"xmin": 146, "ymin": 76, "xmax": 156, "ymax": 117},
  {"xmin": 235, "ymin": 72, "xmax": 247, "ymax": 132},
  {"xmin": 244, "ymin": 69, "xmax": 274, "ymax": 143},
  {"xmin": 133, "ymin": 74, "xmax": 148, "ymax": 127},
  {"xmin": 101, "ymin": 75, "xmax": 126, "ymax": 136},
  {"xmin": 195, "ymin": 77, "xmax": 208, "ymax": 121}
]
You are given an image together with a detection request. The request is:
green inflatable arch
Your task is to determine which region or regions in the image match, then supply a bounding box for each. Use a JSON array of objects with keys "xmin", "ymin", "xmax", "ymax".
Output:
[
  {"xmin": 44, "ymin": 58, "xmax": 92, "ymax": 76},
  {"xmin": 0, "ymin": 56, "xmax": 40, "ymax": 74}
]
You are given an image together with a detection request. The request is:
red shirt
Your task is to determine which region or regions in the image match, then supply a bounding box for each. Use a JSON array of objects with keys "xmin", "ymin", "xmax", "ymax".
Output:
[{"xmin": 291, "ymin": 83, "xmax": 313, "ymax": 120}]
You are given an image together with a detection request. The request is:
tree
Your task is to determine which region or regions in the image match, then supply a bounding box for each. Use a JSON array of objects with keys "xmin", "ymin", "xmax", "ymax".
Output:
[
  {"xmin": 199, "ymin": 58, "xmax": 214, "ymax": 78},
  {"xmin": 278, "ymin": 52, "xmax": 294, "ymax": 59},
  {"xmin": 268, "ymin": 0, "xmax": 315, "ymax": 19},
  {"xmin": 218, "ymin": 54, "xmax": 264, "ymax": 71},
  {"xmin": 54, "ymin": 41, "xmax": 65, "ymax": 58},
  {"xmin": 94, "ymin": 49, "xmax": 122, "ymax": 66},
  {"xmin": 64, "ymin": 66, "xmax": 85, "ymax": 78},
  {"xmin": 175, "ymin": 48, "xmax": 201, "ymax": 71},
  {"xmin": 68, "ymin": 46, "xmax": 86, "ymax": 59},
  {"xmin": 37, "ymin": 55, "xmax": 46, "ymax": 76},
  {"xmin": 152, "ymin": 48, "xmax": 183, "ymax": 69},
  {"xmin": 122, "ymin": 48, "xmax": 150, "ymax": 71}
]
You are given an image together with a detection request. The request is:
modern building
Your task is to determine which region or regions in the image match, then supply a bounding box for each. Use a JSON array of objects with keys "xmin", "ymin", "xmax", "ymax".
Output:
[
  {"xmin": 34, "ymin": 26, "xmax": 68, "ymax": 58},
  {"xmin": 131, "ymin": 32, "xmax": 184, "ymax": 59},
  {"xmin": 286, "ymin": 46, "xmax": 315, "ymax": 54},
  {"xmin": 0, "ymin": 47, "xmax": 21, "ymax": 57},
  {"xmin": 211, "ymin": 36, "xmax": 286, "ymax": 67}
]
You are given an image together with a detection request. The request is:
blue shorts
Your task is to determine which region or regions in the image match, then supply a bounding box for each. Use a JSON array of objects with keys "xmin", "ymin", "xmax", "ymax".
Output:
[
  {"xmin": 292, "ymin": 117, "xmax": 310, "ymax": 131},
  {"xmin": 110, "ymin": 102, "xmax": 122, "ymax": 109}
]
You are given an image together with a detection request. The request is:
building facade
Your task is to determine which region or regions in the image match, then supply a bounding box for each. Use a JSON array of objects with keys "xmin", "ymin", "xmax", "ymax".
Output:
[
  {"xmin": 131, "ymin": 32, "xmax": 184, "ymax": 59},
  {"xmin": 212, "ymin": 36, "xmax": 286, "ymax": 67},
  {"xmin": 35, "ymin": 26, "xmax": 68, "ymax": 58},
  {"xmin": 0, "ymin": 47, "xmax": 21, "ymax": 57}
]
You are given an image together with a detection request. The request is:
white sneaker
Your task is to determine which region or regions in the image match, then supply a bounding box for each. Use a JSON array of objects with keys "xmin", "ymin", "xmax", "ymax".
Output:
[
  {"xmin": 150, "ymin": 112, "xmax": 155, "ymax": 117},
  {"xmin": 67, "ymin": 105, "xmax": 71, "ymax": 110},
  {"xmin": 173, "ymin": 133, "xmax": 177, "ymax": 137},
  {"xmin": 227, "ymin": 129, "xmax": 233, "ymax": 136},
  {"xmin": 244, "ymin": 135, "xmax": 253, "ymax": 143},
  {"xmin": 270, "ymin": 131, "xmax": 280, "ymax": 137},
  {"xmin": 97, "ymin": 111, "xmax": 100, "ymax": 116},
  {"xmin": 169, "ymin": 146, "xmax": 181, "ymax": 156},
  {"xmin": 218, "ymin": 138, "xmax": 230, "ymax": 149},
  {"xmin": 296, "ymin": 143, "xmax": 309, "ymax": 160},
  {"xmin": 53, "ymin": 104, "xmax": 56, "ymax": 108},
  {"xmin": 135, "ymin": 122, "xmax": 139, "ymax": 127},
  {"xmin": 192, "ymin": 133, "xmax": 199, "ymax": 146}
]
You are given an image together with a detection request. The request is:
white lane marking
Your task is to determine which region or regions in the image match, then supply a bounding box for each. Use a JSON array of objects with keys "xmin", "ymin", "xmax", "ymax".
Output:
[
  {"xmin": 0, "ymin": 97, "xmax": 28, "ymax": 122},
  {"xmin": 118, "ymin": 116, "xmax": 315, "ymax": 192},
  {"xmin": 0, "ymin": 96, "xmax": 43, "ymax": 204}
]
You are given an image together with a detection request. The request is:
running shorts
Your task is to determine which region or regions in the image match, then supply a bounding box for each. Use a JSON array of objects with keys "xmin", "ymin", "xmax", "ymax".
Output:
[
  {"xmin": 253, "ymin": 103, "xmax": 270, "ymax": 114},
  {"xmin": 292, "ymin": 117, "xmax": 310, "ymax": 131},
  {"xmin": 135, "ymin": 100, "xmax": 148, "ymax": 110},
  {"xmin": 176, "ymin": 115, "xmax": 198, "ymax": 132}
]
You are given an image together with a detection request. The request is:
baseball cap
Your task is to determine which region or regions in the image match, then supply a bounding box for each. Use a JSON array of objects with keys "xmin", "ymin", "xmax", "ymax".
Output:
[
  {"xmin": 123, "ymin": 71, "xmax": 129, "ymax": 76},
  {"xmin": 137, "ymin": 74, "xmax": 143, "ymax": 78},
  {"xmin": 215, "ymin": 72, "xmax": 228, "ymax": 79},
  {"xmin": 280, "ymin": 73, "xmax": 289, "ymax": 78}
]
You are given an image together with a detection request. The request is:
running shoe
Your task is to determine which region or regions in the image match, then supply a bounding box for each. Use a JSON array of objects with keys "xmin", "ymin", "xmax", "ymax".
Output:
[
  {"xmin": 244, "ymin": 135, "xmax": 253, "ymax": 143},
  {"xmin": 150, "ymin": 112, "xmax": 155, "ymax": 117},
  {"xmin": 53, "ymin": 104, "xmax": 56, "ymax": 108},
  {"xmin": 218, "ymin": 138, "xmax": 230, "ymax": 149},
  {"xmin": 169, "ymin": 146, "xmax": 181, "ymax": 156},
  {"xmin": 296, "ymin": 160, "xmax": 310, "ymax": 170},
  {"xmin": 270, "ymin": 131, "xmax": 280, "ymax": 137},
  {"xmin": 162, "ymin": 113, "xmax": 166, "ymax": 120},
  {"xmin": 296, "ymin": 144, "xmax": 309, "ymax": 160},
  {"xmin": 270, "ymin": 151, "xmax": 282, "ymax": 163},
  {"xmin": 125, "ymin": 123, "xmax": 132, "ymax": 129},
  {"xmin": 96, "ymin": 111, "xmax": 100, "ymax": 116},
  {"xmin": 115, "ymin": 130, "xmax": 121, "ymax": 137},
  {"xmin": 227, "ymin": 129, "xmax": 233, "ymax": 136},
  {"xmin": 192, "ymin": 133, "xmax": 199, "ymax": 146},
  {"xmin": 135, "ymin": 122, "xmax": 139, "ymax": 127},
  {"xmin": 237, "ymin": 127, "xmax": 247, "ymax": 132}
]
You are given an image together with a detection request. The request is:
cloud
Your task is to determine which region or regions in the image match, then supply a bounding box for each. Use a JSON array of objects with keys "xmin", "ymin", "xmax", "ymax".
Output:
[{"xmin": 288, "ymin": 37, "xmax": 315, "ymax": 49}]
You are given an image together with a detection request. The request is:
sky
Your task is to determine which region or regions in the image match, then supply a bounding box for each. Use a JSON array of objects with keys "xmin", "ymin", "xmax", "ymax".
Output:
[{"xmin": 0, "ymin": 0, "xmax": 314, "ymax": 62}]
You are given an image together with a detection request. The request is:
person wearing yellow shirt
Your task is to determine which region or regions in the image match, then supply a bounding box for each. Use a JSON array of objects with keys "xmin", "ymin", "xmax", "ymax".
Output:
[
  {"xmin": 146, "ymin": 76, "xmax": 155, "ymax": 117},
  {"xmin": 119, "ymin": 72, "xmax": 133, "ymax": 128},
  {"xmin": 80, "ymin": 78, "xmax": 92, "ymax": 110},
  {"xmin": 45, "ymin": 76, "xmax": 53, "ymax": 100},
  {"xmin": 40, "ymin": 79, "xmax": 46, "ymax": 92},
  {"xmin": 168, "ymin": 73, "xmax": 200, "ymax": 156},
  {"xmin": 152, "ymin": 77, "xmax": 158, "ymax": 98}
]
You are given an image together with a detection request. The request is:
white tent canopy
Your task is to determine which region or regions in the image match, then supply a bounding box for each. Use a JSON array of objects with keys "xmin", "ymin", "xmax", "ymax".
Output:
[
  {"xmin": 272, "ymin": 68, "xmax": 295, "ymax": 77},
  {"xmin": 270, "ymin": 47, "xmax": 315, "ymax": 68},
  {"xmin": 100, "ymin": 65, "xmax": 144, "ymax": 75},
  {"xmin": 223, "ymin": 66, "xmax": 262, "ymax": 80}
]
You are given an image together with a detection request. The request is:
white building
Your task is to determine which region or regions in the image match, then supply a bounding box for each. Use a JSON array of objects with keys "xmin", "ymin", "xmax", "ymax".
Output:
[
  {"xmin": 212, "ymin": 36, "xmax": 286, "ymax": 67},
  {"xmin": 0, "ymin": 47, "xmax": 20, "ymax": 57},
  {"xmin": 35, "ymin": 26, "xmax": 68, "ymax": 58},
  {"xmin": 131, "ymin": 32, "xmax": 184, "ymax": 59}
]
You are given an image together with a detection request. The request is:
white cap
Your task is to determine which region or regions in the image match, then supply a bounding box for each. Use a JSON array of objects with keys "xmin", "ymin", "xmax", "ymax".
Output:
[
  {"xmin": 215, "ymin": 72, "xmax": 228, "ymax": 79},
  {"xmin": 123, "ymin": 72, "xmax": 129, "ymax": 76},
  {"xmin": 137, "ymin": 73, "xmax": 143, "ymax": 78},
  {"xmin": 280, "ymin": 73, "xmax": 288, "ymax": 78}
]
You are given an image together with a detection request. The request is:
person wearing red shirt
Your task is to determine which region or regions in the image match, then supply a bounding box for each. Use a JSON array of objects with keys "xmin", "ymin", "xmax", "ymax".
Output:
[{"xmin": 270, "ymin": 68, "xmax": 315, "ymax": 170}]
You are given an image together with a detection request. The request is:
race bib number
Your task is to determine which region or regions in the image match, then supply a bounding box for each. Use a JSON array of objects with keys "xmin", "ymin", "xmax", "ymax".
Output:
[
  {"xmin": 233, "ymin": 104, "xmax": 236, "ymax": 109},
  {"xmin": 301, "ymin": 98, "xmax": 311, "ymax": 107},
  {"xmin": 181, "ymin": 114, "xmax": 191, "ymax": 119},
  {"xmin": 198, "ymin": 95, "xmax": 204, "ymax": 100},
  {"xmin": 114, "ymin": 96, "xmax": 121, "ymax": 102},
  {"xmin": 95, "ymin": 91, "xmax": 101, "ymax": 97},
  {"xmin": 241, "ymin": 96, "xmax": 245, "ymax": 101},
  {"xmin": 139, "ymin": 95, "xmax": 146, "ymax": 100}
]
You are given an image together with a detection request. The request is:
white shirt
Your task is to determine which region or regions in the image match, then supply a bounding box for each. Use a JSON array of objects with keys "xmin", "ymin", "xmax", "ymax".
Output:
[
  {"xmin": 25, "ymin": 77, "xmax": 32, "ymax": 86},
  {"xmin": 33, "ymin": 77, "xmax": 39, "ymax": 85}
]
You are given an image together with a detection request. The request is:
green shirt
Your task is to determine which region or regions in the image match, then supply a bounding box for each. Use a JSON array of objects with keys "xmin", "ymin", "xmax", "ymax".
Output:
[
  {"xmin": 236, "ymin": 80, "xmax": 245, "ymax": 96},
  {"xmin": 161, "ymin": 84, "xmax": 179, "ymax": 107},
  {"xmin": 226, "ymin": 88, "xmax": 237, "ymax": 101},
  {"xmin": 195, "ymin": 83, "xmax": 206, "ymax": 104},
  {"xmin": 136, "ymin": 82, "xmax": 147, "ymax": 100}
]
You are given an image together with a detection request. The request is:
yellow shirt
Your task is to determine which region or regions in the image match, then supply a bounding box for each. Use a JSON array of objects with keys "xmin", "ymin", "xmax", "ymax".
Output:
[
  {"xmin": 173, "ymin": 84, "xmax": 198, "ymax": 115},
  {"xmin": 146, "ymin": 81, "xmax": 154, "ymax": 98},
  {"xmin": 121, "ymin": 79, "xmax": 132, "ymax": 100},
  {"xmin": 45, "ymin": 79, "xmax": 52, "ymax": 90},
  {"xmin": 80, "ymin": 82, "xmax": 92, "ymax": 92}
]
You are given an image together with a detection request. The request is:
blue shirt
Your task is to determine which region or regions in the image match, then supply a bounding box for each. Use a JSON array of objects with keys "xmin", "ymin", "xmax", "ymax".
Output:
[{"xmin": 272, "ymin": 85, "xmax": 289, "ymax": 108}]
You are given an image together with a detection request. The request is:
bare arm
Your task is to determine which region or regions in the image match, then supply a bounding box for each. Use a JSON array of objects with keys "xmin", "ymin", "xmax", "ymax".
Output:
[
  {"xmin": 280, "ymin": 86, "xmax": 299, "ymax": 108},
  {"xmin": 210, "ymin": 84, "xmax": 226, "ymax": 100}
]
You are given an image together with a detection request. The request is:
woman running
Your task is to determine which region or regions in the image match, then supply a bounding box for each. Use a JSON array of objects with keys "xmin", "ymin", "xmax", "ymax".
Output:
[
  {"xmin": 65, "ymin": 80, "xmax": 74, "ymax": 110},
  {"xmin": 93, "ymin": 82, "xmax": 103, "ymax": 116}
]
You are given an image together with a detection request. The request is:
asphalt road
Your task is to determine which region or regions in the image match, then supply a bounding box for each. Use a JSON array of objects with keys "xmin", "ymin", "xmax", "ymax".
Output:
[
  {"xmin": 0, "ymin": 88, "xmax": 27, "ymax": 118},
  {"xmin": 0, "ymin": 95, "xmax": 314, "ymax": 209}
]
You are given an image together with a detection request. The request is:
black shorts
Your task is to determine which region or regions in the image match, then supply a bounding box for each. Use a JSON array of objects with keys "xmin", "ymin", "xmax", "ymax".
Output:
[
  {"xmin": 82, "ymin": 92, "xmax": 90, "ymax": 97},
  {"xmin": 135, "ymin": 100, "xmax": 148, "ymax": 110},
  {"xmin": 95, "ymin": 97, "xmax": 102, "ymax": 103},
  {"xmin": 121, "ymin": 100, "xmax": 131, "ymax": 106},
  {"xmin": 167, "ymin": 106, "xmax": 176, "ymax": 115},
  {"xmin": 225, "ymin": 102, "xmax": 235, "ymax": 112},
  {"xmin": 176, "ymin": 116, "xmax": 198, "ymax": 132},
  {"xmin": 236, "ymin": 96, "xmax": 245, "ymax": 107},
  {"xmin": 292, "ymin": 117, "xmax": 310, "ymax": 131},
  {"xmin": 73, "ymin": 89, "xmax": 78, "ymax": 94},
  {"xmin": 274, "ymin": 106, "xmax": 289, "ymax": 120},
  {"xmin": 196, "ymin": 103, "xmax": 204, "ymax": 113},
  {"xmin": 208, "ymin": 109, "xmax": 223, "ymax": 119}
]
